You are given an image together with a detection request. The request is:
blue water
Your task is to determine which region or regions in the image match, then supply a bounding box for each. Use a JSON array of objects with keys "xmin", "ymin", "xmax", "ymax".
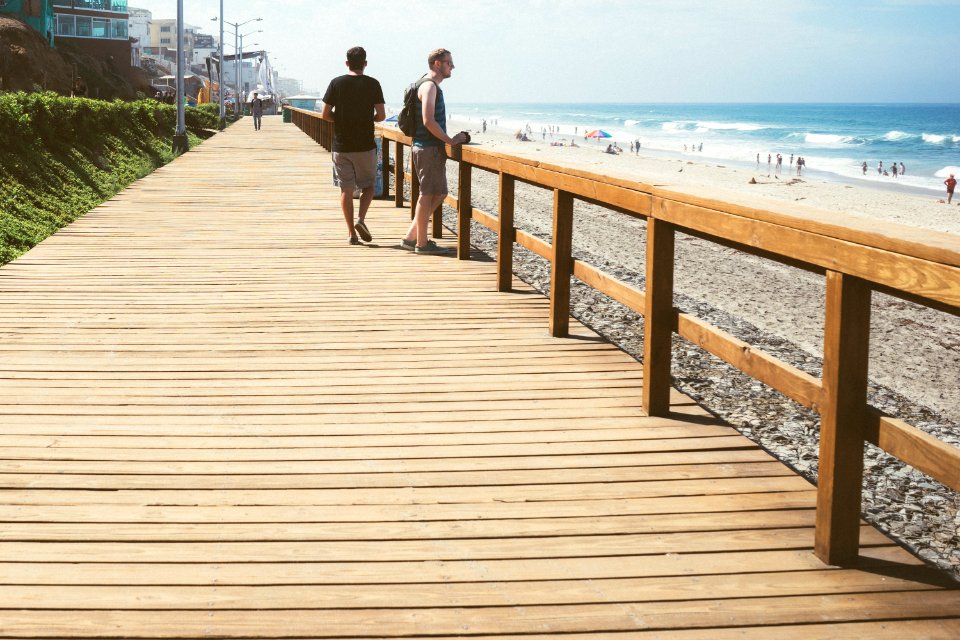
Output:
[{"xmin": 447, "ymin": 103, "xmax": 960, "ymax": 192}]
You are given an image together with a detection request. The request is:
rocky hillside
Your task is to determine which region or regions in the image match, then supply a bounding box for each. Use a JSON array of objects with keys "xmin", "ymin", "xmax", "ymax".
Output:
[{"xmin": 0, "ymin": 16, "xmax": 153, "ymax": 99}]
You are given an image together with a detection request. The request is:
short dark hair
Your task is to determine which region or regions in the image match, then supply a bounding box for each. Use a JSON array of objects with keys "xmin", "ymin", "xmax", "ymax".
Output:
[{"xmin": 346, "ymin": 46, "xmax": 366, "ymax": 72}]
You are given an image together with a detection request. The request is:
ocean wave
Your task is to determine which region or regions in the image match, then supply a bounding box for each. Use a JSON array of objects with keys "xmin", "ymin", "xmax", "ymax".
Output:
[
  {"xmin": 883, "ymin": 130, "xmax": 913, "ymax": 141},
  {"xmin": 696, "ymin": 121, "xmax": 766, "ymax": 132},
  {"xmin": 922, "ymin": 133, "xmax": 947, "ymax": 144},
  {"xmin": 624, "ymin": 119, "xmax": 640, "ymax": 127},
  {"xmin": 661, "ymin": 121, "xmax": 695, "ymax": 132},
  {"xmin": 935, "ymin": 166, "xmax": 960, "ymax": 178},
  {"xmin": 804, "ymin": 133, "xmax": 861, "ymax": 146}
]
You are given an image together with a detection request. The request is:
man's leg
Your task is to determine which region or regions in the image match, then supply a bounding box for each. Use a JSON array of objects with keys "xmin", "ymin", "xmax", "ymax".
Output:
[
  {"xmin": 404, "ymin": 193, "xmax": 445, "ymax": 247},
  {"xmin": 340, "ymin": 189, "xmax": 356, "ymax": 238},
  {"xmin": 357, "ymin": 187, "xmax": 375, "ymax": 223}
]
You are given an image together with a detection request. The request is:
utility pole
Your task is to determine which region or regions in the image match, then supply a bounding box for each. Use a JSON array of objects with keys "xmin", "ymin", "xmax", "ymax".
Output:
[
  {"xmin": 172, "ymin": 0, "xmax": 188, "ymax": 153},
  {"xmin": 218, "ymin": 0, "xmax": 225, "ymax": 128}
]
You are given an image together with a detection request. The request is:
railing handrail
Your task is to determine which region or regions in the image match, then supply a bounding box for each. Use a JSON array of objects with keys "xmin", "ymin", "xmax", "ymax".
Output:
[{"xmin": 286, "ymin": 105, "xmax": 960, "ymax": 567}]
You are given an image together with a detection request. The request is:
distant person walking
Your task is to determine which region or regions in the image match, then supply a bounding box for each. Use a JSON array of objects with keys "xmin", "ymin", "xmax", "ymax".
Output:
[
  {"xmin": 878, "ymin": 160, "xmax": 883, "ymax": 175},
  {"xmin": 899, "ymin": 162, "xmax": 905, "ymax": 176},
  {"xmin": 401, "ymin": 48, "xmax": 468, "ymax": 255},
  {"xmin": 775, "ymin": 153, "xmax": 783, "ymax": 175},
  {"xmin": 892, "ymin": 162, "xmax": 898, "ymax": 178},
  {"xmin": 321, "ymin": 46, "xmax": 386, "ymax": 245},
  {"xmin": 862, "ymin": 161, "xmax": 868, "ymax": 175},
  {"xmin": 796, "ymin": 156, "xmax": 805, "ymax": 176},
  {"xmin": 251, "ymin": 92, "xmax": 264, "ymax": 131},
  {"xmin": 945, "ymin": 174, "xmax": 957, "ymax": 204}
]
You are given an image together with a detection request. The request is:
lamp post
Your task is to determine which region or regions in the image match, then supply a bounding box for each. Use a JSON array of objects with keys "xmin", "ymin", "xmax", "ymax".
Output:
[
  {"xmin": 217, "ymin": 0, "xmax": 224, "ymax": 128},
  {"xmin": 217, "ymin": 17, "xmax": 261, "ymax": 120},
  {"xmin": 238, "ymin": 30, "xmax": 261, "ymax": 113},
  {"xmin": 172, "ymin": 0, "xmax": 188, "ymax": 153}
]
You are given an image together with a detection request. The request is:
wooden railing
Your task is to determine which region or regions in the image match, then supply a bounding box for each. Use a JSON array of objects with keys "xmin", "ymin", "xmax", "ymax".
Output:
[{"xmin": 286, "ymin": 106, "xmax": 960, "ymax": 567}]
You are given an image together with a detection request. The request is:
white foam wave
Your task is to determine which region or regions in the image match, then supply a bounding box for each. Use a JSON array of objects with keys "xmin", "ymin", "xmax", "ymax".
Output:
[
  {"xmin": 922, "ymin": 133, "xmax": 946, "ymax": 144},
  {"xmin": 624, "ymin": 119, "xmax": 640, "ymax": 127},
  {"xmin": 883, "ymin": 130, "xmax": 913, "ymax": 141},
  {"xmin": 804, "ymin": 133, "xmax": 858, "ymax": 146},
  {"xmin": 696, "ymin": 121, "xmax": 766, "ymax": 132},
  {"xmin": 934, "ymin": 166, "xmax": 960, "ymax": 178},
  {"xmin": 661, "ymin": 121, "xmax": 687, "ymax": 132}
]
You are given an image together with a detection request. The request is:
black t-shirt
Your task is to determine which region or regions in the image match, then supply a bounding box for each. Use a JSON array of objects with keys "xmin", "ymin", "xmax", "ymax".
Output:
[{"xmin": 322, "ymin": 74, "xmax": 385, "ymax": 152}]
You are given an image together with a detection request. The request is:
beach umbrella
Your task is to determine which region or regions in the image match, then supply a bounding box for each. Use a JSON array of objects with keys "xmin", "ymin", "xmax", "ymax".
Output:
[
  {"xmin": 585, "ymin": 129, "xmax": 613, "ymax": 146},
  {"xmin": 585, "ymin": 129, "xmax": 612, "ymax": 139}
]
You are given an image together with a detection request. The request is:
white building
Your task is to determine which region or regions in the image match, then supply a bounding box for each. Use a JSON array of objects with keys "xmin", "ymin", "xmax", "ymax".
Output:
[{"xmin": 127, "ymin": 6, "xmax": 151, "ymax": 67}]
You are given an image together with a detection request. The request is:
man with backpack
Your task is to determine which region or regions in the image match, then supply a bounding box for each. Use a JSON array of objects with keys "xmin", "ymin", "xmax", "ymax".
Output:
[
  {"xmin": 400, "ymin": 48, "xmax": 468, "ymax": 255},
  {"xmin": 321, "ymin": 46, "xmax": 386, "ymax": 245}
]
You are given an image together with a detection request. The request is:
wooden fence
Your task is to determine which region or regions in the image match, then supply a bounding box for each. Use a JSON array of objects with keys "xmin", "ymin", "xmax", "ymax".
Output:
[{"xmin": 286, "ymin": 106, "xmax": 960, "ymax": 567}]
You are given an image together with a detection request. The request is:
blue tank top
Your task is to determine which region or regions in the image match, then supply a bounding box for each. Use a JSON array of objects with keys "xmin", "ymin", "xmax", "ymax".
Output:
[{"xmin": 413, "ymin": 81, "xmax": 446, "ymax": 148}]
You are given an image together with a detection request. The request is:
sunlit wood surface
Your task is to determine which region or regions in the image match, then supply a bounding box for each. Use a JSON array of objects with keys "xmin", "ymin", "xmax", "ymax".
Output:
[{"xmin": 0, "ymin": 116, "xmax": 957, "ymax": 638}]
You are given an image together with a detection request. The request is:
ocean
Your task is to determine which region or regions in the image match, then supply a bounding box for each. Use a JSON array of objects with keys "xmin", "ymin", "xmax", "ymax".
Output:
[{"xmin": 447, "ymin": 103, "xmax": 960, "ymax": 193}]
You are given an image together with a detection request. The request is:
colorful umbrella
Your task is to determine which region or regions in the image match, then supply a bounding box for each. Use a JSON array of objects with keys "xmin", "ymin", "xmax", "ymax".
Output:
[{"xmin": 585, "ymin": 129, "xmax": 612, "ymax": 139}]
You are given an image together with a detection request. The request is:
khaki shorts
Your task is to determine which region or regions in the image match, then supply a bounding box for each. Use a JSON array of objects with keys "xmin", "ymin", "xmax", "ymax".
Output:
[
  {"xmin": 412, "ymin": 145, "xmax": 448, "ymax": 196},
  {"xmin": 332, "ymin": 149, "xmax": 377, "ymax": 190}
]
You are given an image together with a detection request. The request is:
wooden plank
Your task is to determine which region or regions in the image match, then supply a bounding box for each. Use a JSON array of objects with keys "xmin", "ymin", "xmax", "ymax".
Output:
[
  {"xmin": 865, "ymin": 410, "xmax": 960, "ymax": 491},
  {"xmin": 573, "ymin": 259, "xmax": 646, "ymax": 313},
  {"xmin": 676, "ymin": 311, "xmax": 824, "ymax": 410}
]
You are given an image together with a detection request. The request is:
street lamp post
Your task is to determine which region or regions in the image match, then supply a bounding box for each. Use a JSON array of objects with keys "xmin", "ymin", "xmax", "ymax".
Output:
[
  {"xmin": 218, "ymin": 0, "xmax": 224, "ymax": 128},
  {"xmin": 217, "ymin": 17, "xmax": 261, "ymax": 121},
  {"xmin": 238, "ymin": 30, "xmax": 261, "ymax": 114},
  {"xmin": 172, "ymin": 0, "xmax": 188, "ymax": 153}
]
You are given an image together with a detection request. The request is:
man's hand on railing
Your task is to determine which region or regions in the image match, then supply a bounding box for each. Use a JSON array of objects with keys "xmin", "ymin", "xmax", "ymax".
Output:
[{"xmin": 451, "ymin": 132, "xmax": 468, "ymax": 146}]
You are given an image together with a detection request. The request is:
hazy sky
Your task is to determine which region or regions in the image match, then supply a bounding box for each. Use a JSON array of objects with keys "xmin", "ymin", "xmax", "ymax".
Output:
[{"xmin": 130, "ymin": 0, "xmax": 958, "ymax": 103}]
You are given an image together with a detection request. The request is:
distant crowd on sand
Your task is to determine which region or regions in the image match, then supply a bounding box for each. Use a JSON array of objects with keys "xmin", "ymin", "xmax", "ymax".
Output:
[{"xmin": 757, "ymin": 152, "xmax": 807, "ymax": 177}]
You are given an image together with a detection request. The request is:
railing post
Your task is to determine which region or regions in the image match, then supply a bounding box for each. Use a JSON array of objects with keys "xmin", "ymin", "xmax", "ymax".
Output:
[
  {"xmin": 410, "ymin": 152, "xmax": 420, "ymax": 221},
  {"xmin": 457, "ymin": 162, "xmax": 472, "ymax": 260},
  {"xmin": 642, "ymin": 216, "xmax": 676, "ymax": 417},
  {"xmin": 380, "ymin": 137, "xmax": 390, "ymax": 201},
  {"xmin": 432, "ymin": 203, "xmax": 443, "ymax": 238},
  {"xmin": 549, "ymin": 189, "xmax": 574, "ymax": 337},
  {"xmin": 496, "ymin": 174, "xmax": 515, "ymax": 292},
  {"xmin": 816, "ymin": 270, "xmax": 871, "ymax": 566},
  {"xmin": 394, "ymin": 141, "xmax": 404, "ymax": 208}
]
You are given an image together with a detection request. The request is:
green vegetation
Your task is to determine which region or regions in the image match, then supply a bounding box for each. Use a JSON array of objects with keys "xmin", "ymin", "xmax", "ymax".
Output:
[{"xmin": 0, "ymin": 92, "xmax": 222, "ymax": 265}]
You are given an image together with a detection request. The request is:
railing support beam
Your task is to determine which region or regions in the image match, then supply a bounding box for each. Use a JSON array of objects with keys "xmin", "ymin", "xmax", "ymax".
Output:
[
  {"xmin": 549, "ymin": 189, "xmax": 574, "ymax": 337},
  {"xmin": 816, "ymin": 270, "xmax": 872, "ymax": 566},
  {"xmin": 497, "ymin": 174, "xmax": 515, "ymax": 292},
  {"xmin": 458, "ymin": 163, "xmax": 472, "ymax": 260},
  {"xmin": 394, "ymin": 141, "xmax": 404, "ymax": 208},
  {"xmin": 642, "ymin": 217, "xmax": 676, "ymax": 417}
]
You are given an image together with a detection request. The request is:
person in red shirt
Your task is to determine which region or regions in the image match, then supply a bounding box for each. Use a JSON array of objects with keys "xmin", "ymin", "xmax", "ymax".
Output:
[{"xmin": 945, "ymin": 174, "xmax": 957, "ymax": 204}]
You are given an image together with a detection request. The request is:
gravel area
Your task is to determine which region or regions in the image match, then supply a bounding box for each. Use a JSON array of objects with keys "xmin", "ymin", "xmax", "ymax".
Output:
[{"xmin": 394, "ymin": 167, "xmax": 960, "ymax": 581}]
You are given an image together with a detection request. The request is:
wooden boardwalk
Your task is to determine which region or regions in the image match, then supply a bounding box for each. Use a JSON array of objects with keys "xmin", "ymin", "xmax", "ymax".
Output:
[{"xmin": 0, "ymin": 116, "xmax": 957, "ymax": 638}]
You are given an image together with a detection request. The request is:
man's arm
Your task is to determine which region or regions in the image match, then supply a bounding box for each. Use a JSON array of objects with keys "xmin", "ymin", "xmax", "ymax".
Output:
[
  {"xmin": 374, "ymin": 103, "xmax": 386, "ymax": 122},
  {"xmin": 320, "ymin": 103, "xmax": 334, "ymax": 123},
  {"xmin": 419, "ymin": 82, "xmax": 464, "ymax": 145}
]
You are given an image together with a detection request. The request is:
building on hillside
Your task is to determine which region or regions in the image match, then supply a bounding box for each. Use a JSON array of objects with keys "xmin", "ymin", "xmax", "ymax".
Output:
[
  {"xmin": 0, "ymin": 0, "xmax": 56, "ymax": 46},
  {"xmin": 126, "ymin": 5, "xmax": 148, "ymax": 67},
  {"xmin": 52, "ymin": 1, "xmax": 132, "ymax": 70},
  {"xmin": 191, "ymin": 32, "xmax": 216, "ymax": 68}
]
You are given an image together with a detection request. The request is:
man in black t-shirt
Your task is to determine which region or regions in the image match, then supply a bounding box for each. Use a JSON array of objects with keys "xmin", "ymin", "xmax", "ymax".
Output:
[{"xmin": 321, "ymin": 46, "xmax": 386, "ymax": 245}]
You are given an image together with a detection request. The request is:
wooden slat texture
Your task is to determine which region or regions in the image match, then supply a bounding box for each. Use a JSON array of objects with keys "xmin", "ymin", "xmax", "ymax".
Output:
[{"xmin": 0, "ymin": 116, "xmax": 956, "ymax": 639}]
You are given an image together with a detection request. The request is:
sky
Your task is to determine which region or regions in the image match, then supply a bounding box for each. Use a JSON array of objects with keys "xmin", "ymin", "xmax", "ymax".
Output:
[{"xmin": 129, "ymin": 0, "xmax": 959, "ymax": 104}]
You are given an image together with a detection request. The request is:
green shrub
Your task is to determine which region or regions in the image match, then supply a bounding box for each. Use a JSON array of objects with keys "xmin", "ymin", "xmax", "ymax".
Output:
[{"xmin": 0, "ymin": 92, "xmax": 210, "ymax": 266}]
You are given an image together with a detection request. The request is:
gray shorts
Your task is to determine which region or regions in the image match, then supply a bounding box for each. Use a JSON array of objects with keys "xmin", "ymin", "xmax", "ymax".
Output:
[
  {"xmin": 332, "ymin": 149, "xmax": 377, "ymax": 190},
  {"xmin": 412, "ymin": 145, "xmax": 448, "ymax": 196}
]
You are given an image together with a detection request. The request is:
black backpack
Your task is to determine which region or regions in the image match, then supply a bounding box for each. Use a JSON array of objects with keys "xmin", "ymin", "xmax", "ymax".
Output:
[{"xmin": 397, "ymin": 76, "xmax": 434, "ymax": 136}]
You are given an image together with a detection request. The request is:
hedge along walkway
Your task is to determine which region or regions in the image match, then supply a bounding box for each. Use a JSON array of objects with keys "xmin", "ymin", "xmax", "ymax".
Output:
[{"xmin": 0, "ymin": 115, "xmax": 957, "ymax": 639}]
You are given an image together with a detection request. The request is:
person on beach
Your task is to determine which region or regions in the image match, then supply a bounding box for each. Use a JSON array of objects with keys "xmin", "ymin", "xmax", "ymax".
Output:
[
  {"xmin": 775, "ymin": 153, "xmax": 783, "ymax": 175},
  {"xmin": 892, "ymin": 162, "xmax": 898, "ymax": 178},
  {"xmin": 878, "ymin": 160, "xmax": 883, "ymax": 175},
  {"xmin": 797, "ymin": 156, "xmax": 805, "ymax": 176},
  {"xmin": 945, "ymin": 174, "xmax": 957, "ymax": 204},
  {"xmin": 635, "ymin": 139, "xmax": 641, "ymax": 154},
  {"xmin": 321, "ymin": 46, "xmax": 386, "ymax": 245},
  {"xmin": 767, "ymin": 153, "xmax": 772, "ymax": 175},
  {"xmin": 251, "ymin": 92, "xmax": 264, "ymax": 131},
  {"xmin": 862, "ymin": 161, "xmax": 868, "ymax": 175},
  {"xmin": 401, "ymin": 48, "xmax": 468, "ymax": 255},
  {"xmin": 900, "ymin": 162, "xmax": 905, "ymax": 176}
]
